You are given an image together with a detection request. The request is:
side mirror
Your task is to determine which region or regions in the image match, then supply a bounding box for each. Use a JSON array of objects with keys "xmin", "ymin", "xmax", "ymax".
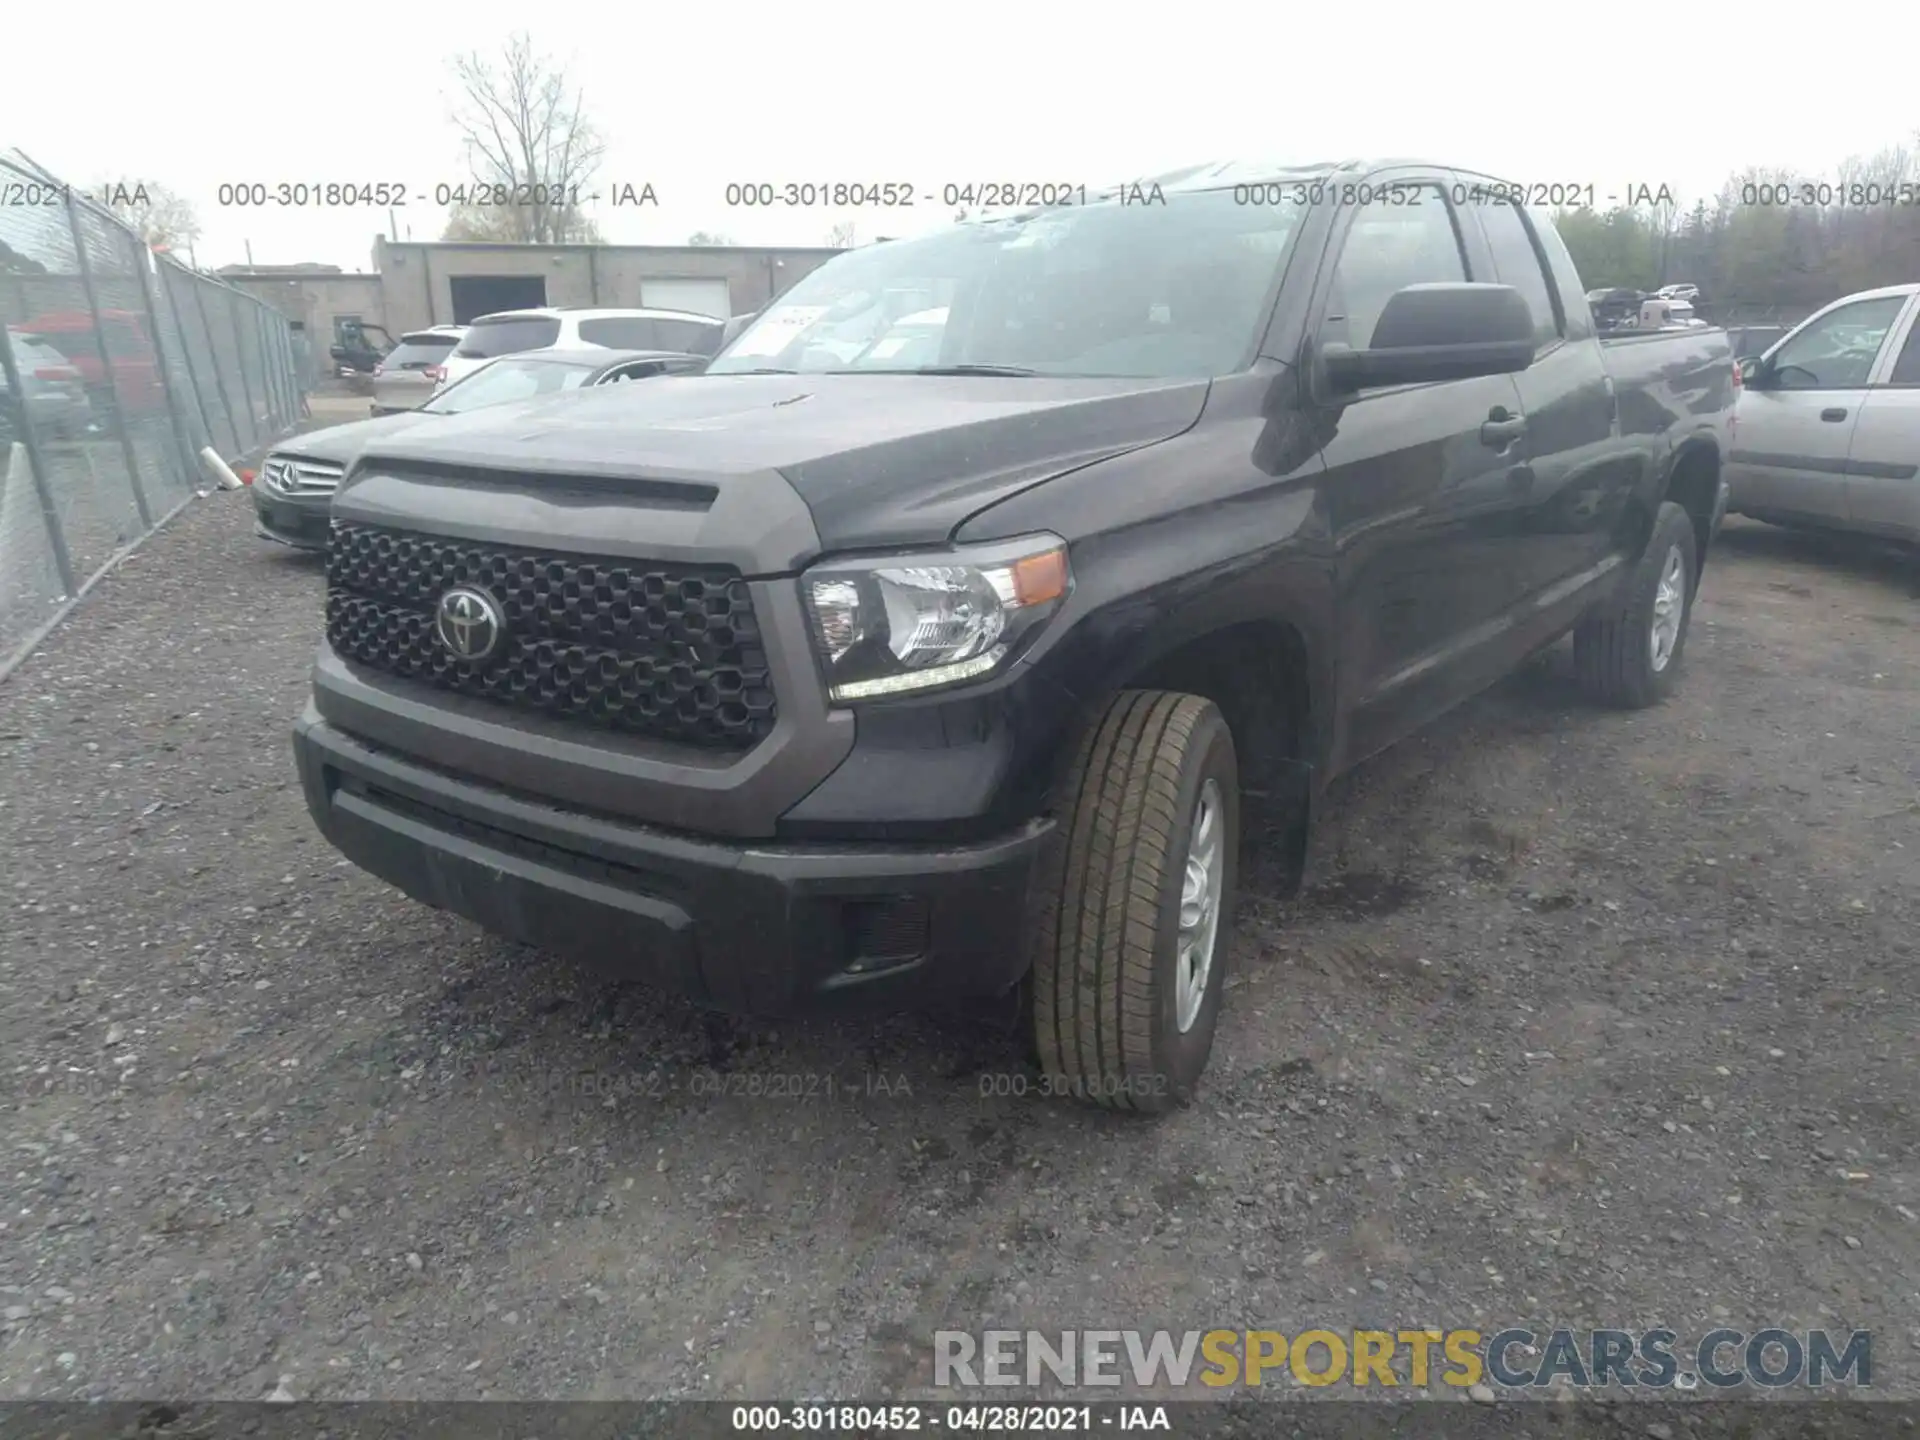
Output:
[
  {"xmin": 1323, "ymin": 283, "xmax": 1536, "ymax": 391},
  {"xmin": 1737, "ymin": 355, "xmax": 1765, "ymax": 386}
]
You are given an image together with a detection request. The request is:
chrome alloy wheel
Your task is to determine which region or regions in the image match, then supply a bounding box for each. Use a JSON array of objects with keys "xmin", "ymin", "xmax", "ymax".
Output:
[
  {"xmin": 1175, "ymin": 777, "xmax": 1225, "ymax": 1034},
  {"xmin": 1649, "ymin": 544, "xmax": 1686, "ymax": 673}
]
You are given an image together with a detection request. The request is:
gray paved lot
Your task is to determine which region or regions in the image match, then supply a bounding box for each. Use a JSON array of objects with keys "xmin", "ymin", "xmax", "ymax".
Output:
[{"xmin": 1, "ymin": 490, "xmax": 1915, "ymax": 1402}]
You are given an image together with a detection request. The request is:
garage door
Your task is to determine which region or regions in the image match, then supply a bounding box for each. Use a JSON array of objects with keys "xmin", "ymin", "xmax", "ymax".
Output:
[{"xmin": 640, "ymin": 279, "xmax": 731, "ymax": 319}]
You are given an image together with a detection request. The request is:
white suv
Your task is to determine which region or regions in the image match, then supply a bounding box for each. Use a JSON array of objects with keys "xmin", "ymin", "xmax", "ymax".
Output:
[{"xmin": 436, "ymin": 307, "xmax": 727, "ymax": 390}]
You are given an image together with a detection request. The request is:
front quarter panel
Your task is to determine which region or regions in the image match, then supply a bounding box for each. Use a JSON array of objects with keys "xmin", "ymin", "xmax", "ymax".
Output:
[{"xmin": 959, "ymin": 368, "xmax": 1337, "ymax": 774}]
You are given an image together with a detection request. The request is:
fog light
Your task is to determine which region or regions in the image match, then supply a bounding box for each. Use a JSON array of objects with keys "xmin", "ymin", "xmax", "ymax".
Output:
[{"xmin": 841, "ymin": 897, "xmax": 930, "ymax": 974}]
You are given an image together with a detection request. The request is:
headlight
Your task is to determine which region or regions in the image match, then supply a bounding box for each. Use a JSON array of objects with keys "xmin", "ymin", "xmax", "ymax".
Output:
[{"xmin": 802, "ymin": 534, "xmax": 1071, "ymax": 702}]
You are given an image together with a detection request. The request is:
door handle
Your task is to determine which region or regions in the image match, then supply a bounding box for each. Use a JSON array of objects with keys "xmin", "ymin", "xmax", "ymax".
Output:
[
  {"xmin": 1480, "ymin": 410, "xmax": 1527, "ymax": 448},
  {"xmin": 1820, "ymin": 407, "xmax": 1848, "ymax": 422}
]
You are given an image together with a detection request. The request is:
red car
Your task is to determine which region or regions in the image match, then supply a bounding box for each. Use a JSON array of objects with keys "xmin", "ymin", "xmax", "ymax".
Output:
[{"xmin": 20, "ymin": 308, "xmax": 167, "ymax": 416}]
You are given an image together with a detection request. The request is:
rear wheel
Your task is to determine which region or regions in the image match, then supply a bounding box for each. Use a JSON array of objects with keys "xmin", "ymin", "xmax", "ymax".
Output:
[
  {"xmin": 1028, "ymin": 691, "xmax": 1239, "ymax": 1114},
  {"xmin": 1573, "ymin": 500, "xmax": 1697, "ymax": 708}
]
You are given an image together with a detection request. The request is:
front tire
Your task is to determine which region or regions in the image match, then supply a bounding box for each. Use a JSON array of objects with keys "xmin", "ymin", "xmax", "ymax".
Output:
[
  {"xmin": 1574, "ymin": 500, "xmax": 1697, "ymax": 709},
  {"xmin": 1028, "ymin": 691, "xmax": 1239, "ymax": 1114}
]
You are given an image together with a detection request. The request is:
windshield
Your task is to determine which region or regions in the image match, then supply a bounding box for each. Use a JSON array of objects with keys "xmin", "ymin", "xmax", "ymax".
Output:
[
  {"xmin": 381, "ymin": 337, "xmax": 459, "ymax": 370},
  {"xmin": 575, "ymin": 315, "xmax": 723, "ymax": 352},
  {"xmin": 708, "ymin": 189, "xmax": 1303, "ymax": 379},
  {"xmin": 454, "ymin": 316, "xmax": 561, "ymax": 359},
  {"xmin": 422, "ymin": 356, "xmax": 596, "ymax": 413}
]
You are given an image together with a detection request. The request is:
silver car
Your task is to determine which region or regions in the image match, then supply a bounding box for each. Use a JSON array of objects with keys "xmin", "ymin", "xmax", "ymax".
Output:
[
  {"xmin": 1727, "ymin": 282, "xmax": 1920, "ymax": 544},
  {"xmin": 254, "ymin": 346, "xmax": 707, "ymax": 551},
  {"xmin": 370, "ymin": 327, "xmax": 465, "ymax": 416},
  {"xmin": 2, "ymin": 329, "xmax": 96, "ymax": 439}
]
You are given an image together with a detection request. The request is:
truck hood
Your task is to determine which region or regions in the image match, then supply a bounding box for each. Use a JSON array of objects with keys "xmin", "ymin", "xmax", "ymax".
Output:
[
  {"xmin": 270, "ymin": 410, "xmax": 442, "ymax": 465},
  {"xmin": 349, "ymin": 372, "xmax": 1210, "ymax": 551}
]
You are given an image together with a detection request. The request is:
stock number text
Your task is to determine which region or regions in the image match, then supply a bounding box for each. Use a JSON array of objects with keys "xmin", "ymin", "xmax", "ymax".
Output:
[
  {"xmin": 217, "ymin": 181, "xmax": 408, "ymax": 208},
  {"xmin": 725, "ymin": 181, "xmax": 917, "ymax": 208},
  {"xmin": 1742, "ymin": 180, "xmax": 1920, "ymax": 208},
  {"xmin": 978, "ymin": 1071, "xmax": 1172, "ymax": 1102}
]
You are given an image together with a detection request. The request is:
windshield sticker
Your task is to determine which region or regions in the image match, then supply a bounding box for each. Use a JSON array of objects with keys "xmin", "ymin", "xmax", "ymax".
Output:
[{"xmin": 727, "ymin": 305, "xmax": 829, "ymax": 357}]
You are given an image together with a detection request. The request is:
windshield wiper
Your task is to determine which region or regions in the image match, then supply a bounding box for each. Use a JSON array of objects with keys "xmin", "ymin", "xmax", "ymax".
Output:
[{"xmin": 719, "ymin": 366, "xmax": 799, "ymax": 375}]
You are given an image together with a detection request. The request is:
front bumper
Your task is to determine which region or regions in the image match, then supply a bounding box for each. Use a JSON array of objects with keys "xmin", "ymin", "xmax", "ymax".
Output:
[
  {"xmin": 253, "ymin": 488, "xmax": 330, "ymax": 551},
  {"xmin": 293, "ymin": 708, "xmax": 1048, "ymax": 1015}
]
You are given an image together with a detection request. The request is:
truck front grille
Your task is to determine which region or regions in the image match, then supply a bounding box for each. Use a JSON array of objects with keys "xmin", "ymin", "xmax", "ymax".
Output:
[{"xmin": 324, "ymin": 522, "xmax": 778, "ymax": 750}]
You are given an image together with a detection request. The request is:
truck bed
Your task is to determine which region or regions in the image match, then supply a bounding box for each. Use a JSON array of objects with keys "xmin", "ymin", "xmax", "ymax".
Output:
[{"xmin": 1599, "ymin": 324, "xmax": 1736, "ymax": 445}]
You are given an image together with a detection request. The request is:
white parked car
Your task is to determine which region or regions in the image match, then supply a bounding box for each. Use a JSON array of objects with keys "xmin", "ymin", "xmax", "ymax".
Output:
[
  {"xmin": 436, "ymin": 307, "xmax": 727, "ymax": 390},
  {"xmin": 1727, "ymin": 282, "xmax": 1920, "ymax": 544},
  {"xmin": 370, "ymin": 326, "xmax": 466, "ymax": 415}
]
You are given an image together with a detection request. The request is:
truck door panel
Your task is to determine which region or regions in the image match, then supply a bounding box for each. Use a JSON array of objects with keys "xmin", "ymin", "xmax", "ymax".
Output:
[
  {"xmin": 1304, "ymin": 180, "xmax": 1533, "ymax": 770},
  {"xmin": 1730, "ymin": 293, "xmax": 1910, "ymax": 524},
  {"xmin": 1463, "ymin": 197, "xmax": 1628, "ymax": 598}
]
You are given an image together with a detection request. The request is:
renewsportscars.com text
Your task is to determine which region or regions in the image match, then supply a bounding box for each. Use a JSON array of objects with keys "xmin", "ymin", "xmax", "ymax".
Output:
[{"xmin": 934, "ymin": 1327, "xmax": 1872, "ymax": 1390}]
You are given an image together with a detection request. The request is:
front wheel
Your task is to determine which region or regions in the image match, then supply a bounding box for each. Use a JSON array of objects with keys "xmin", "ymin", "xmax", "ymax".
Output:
[
  {"xmin": 1573, "ymin": 501, "xmax": 1698, "ymax": 709},
  {"xmin": 1028, "ymin": 691, "xmax": 1239, "ymax": 1114}
]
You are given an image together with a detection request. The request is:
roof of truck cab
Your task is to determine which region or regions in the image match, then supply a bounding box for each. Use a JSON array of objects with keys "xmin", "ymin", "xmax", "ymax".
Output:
[{"xmin": 1126, "ymin": 158, "xmax": 1521, "ymax": 195}]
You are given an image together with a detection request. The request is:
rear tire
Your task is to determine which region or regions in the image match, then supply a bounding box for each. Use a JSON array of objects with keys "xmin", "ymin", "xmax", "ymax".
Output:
[
  {"xmin": 1573, "ymin": 500, "xmax": 1697, "ymax": 708},
  {"xmin": 1028, "ymin": 691, "xmax": 1238, "ymax": 1114}
]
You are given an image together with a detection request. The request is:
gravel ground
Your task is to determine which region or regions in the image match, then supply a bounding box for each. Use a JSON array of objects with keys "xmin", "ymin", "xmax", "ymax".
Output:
[{"xmin": 0, "ymin": 485, "xmax": 1915, "ymax": 1405}]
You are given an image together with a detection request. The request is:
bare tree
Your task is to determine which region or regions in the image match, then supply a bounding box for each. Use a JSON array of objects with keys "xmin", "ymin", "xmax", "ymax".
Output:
[
  {"xmin": 686, "ymin": 231, "xmax": 735, "ymax": 246},
  {"xmin": 825, "ymin": 220, "xmax": 858, "ymax": 248},
  {"xmin": 92, "ymin": 179, "xmax": 201, "ymax": 251},
  {"xmin": 446, "ymin": 33, "xmax": 604, "ymax": 244}
]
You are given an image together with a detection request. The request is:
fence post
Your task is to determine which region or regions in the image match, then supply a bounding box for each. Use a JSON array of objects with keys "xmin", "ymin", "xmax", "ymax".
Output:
[
  {"xmin": 161, "ymin": 264, "xmax": 219, "ymax": 454},
  {"xmin": 0, "ymin": 325, "xmax": 79, "ymax": 598},
  {"xmin": 261, "ymin": 306, "xmax": 289, "ymax": 435},
  {"xmin": 225, "ymin": 291, "xmax": 260, "ymax": 450},
  {"xmin": 252, "ymin": 307, "xmax": 277, "ymax": 434},
  {"xmin": 132, "ymin": 243, "xmax": 201, "ymax": 493},
  {"xmin": 188, "ymin": 278, "xmax": 242, "ymax": 457},
  {"xmin": 61, "ymin": 198, "xmax": 154, "ymax": 530}
]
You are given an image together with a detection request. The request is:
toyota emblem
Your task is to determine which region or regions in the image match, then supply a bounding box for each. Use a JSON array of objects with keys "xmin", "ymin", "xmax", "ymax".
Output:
[{"xmin": 435, "ymin": 586, "xmax": 505, "ymax": 663}]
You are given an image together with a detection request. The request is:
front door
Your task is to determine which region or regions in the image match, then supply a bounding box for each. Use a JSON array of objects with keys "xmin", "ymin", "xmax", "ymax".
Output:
[
  {"xmin": 1307, "ymin": 178, "xmax": 1534, "ymax": 769},
  {"xmin": 1730, "ymin": 292, "xmax": 1913, "ymax": 525}
]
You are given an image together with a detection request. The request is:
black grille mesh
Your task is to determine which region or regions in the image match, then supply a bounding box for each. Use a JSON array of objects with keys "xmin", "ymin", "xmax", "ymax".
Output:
[{"xmin": 324, "ymin": 522, "xmax": 777, "ymax": 750}]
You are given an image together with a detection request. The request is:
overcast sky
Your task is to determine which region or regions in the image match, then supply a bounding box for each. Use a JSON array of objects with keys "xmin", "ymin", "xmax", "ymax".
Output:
[{"xmin": 7, "ymin": 1, "xmax": 1918, "ymax": 270}]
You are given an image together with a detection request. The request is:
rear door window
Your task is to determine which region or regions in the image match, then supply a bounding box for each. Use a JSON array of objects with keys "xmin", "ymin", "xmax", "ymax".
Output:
[
  {"xmin": 1888, "ymin": 319, "xmax": 1920, "ymax": 386},
  {"xmin": 455, "ymin": 317, "xmax": 561, "ymax": 358},
  {"xmin": 1474, "ymin": 200, "xmax": 1564, "ymax": 348},
  {"xmin": 577, "ymin": 317, "xmax": 664, "ymax": 348},
  {"xmin": 382, "ymin": 337, "xmax": 459, "ymax": 369}
]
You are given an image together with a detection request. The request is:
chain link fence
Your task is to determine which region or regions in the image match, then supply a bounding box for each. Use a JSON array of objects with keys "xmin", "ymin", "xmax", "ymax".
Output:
[{"xmin": 1, "ymin": 151, "xmax": 302, "ymax": 678}]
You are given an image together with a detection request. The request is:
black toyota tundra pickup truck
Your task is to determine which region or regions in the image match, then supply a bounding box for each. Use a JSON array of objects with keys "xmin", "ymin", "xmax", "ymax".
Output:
[{"xmin": 294, "ymin": 160, "xmax": 1735, "ymax": 1113}]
